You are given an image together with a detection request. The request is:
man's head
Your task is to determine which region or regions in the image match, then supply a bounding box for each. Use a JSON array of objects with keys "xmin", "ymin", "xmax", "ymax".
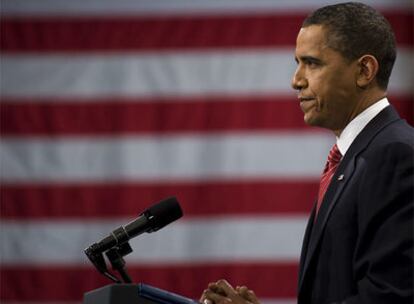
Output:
[
  {"xmin": 302, "ymin": 2, "xmax": 396, "ymax": 90},
  {"xmin": 291, "ymin": 2, "xmax": 396, "ymax": 134}
]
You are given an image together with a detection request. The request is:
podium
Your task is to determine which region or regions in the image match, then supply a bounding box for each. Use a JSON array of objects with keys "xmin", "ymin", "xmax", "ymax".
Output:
[{"xmin": 83, "ymin": 284, "xmax": 198, "ymax": 304}]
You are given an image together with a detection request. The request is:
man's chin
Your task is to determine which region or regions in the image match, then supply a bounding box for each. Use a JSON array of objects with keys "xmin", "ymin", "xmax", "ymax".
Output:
[
  {"xmin": 304, "ymin": 115, "xmax": 338, "ymax": 133},
  {"xmin": 303, "ymin": 113, "xmax": 320, "ymax": 127}
]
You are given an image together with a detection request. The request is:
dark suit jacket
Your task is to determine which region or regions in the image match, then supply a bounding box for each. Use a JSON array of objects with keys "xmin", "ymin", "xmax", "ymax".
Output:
[{"xmin": 297, "ymin": 105, "xmax": 414, "ymax": 304}]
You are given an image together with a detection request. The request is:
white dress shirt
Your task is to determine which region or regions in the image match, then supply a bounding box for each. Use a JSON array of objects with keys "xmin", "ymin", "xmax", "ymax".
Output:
[{"xmin": 337, "ymin": 97, "xmax": 390, "ymax": 156}]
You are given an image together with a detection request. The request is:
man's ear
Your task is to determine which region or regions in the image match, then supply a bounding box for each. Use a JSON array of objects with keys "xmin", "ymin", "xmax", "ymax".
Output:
[{"xmin": 356, "ymin": 55, "xmax": 379, "ymax": 88}]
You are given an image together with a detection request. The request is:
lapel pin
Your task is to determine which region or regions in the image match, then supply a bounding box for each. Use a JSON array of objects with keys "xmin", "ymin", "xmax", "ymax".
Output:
[{"xmin": 337, "ymin": 174, "xmax": 344, "ymax": 181}]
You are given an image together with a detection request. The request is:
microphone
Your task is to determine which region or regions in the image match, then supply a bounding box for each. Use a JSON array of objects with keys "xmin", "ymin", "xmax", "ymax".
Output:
[{"xmin": 86, "ymin": 196, "xmax": 183, "ymax": 255}]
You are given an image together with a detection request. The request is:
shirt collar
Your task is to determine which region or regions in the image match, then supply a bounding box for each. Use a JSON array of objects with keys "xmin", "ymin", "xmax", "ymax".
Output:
[{"xmin": 337, "ymin": 97, "xmax": 390, "ymax": 156}]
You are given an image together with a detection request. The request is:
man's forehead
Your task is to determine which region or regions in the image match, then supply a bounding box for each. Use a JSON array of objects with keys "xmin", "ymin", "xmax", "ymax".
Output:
[
  {"xmin": 297, "ymin": 25, "xmax": 328, "ymax": 48},
  {"xmin": 295, "ymin": 25, "xmax": 330, "ymax": 56}
]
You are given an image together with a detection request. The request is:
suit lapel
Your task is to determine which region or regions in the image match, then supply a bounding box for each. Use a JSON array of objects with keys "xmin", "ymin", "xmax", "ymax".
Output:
[
  {"xmin": 298, "ymin": 153, "xmax": 356, "ymax": 290},
  {"xmin": 298, "ymin": 105, "xmax": 401, "ymax": 293}
]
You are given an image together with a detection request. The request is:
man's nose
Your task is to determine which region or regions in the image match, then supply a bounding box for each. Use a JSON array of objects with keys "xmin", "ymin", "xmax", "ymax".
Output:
[{"xmin": 291, "ymin": 66, "xmax": 307, "ymax": 91}]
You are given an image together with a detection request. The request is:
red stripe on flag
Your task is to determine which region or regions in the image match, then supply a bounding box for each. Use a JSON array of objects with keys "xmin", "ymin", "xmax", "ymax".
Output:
[
  {"xmin": 1, "ymin": 95, "xmax": 412, "ymax": 136},
  {"xmin": 0, "ymin": 180, "xmax": 317, "ymax": 219},
  {"xmin": 391, "ymin": 96, "xmax": 414, "ymax": 126},
  {"xmin": 0, "ymin": 96, "xmax": 308, "ymax": 135},
  {"xmin": 0, "ymin": 262, "xmax": 298, "ymax": 301},
  {"xmin": 1, "ymin": 11, "xmax": 412, "ymax": 52}
]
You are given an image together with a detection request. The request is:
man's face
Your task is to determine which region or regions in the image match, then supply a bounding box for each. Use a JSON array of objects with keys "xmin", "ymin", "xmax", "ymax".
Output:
[{"xmin": 292, "ymin": 25, "xmax": 360, "ymax": 134}]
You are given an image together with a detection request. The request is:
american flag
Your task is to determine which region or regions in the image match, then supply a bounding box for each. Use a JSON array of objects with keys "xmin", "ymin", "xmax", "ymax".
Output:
[{"xmin": 0, "ymin": 1, "xmax": 412, "ymax": 303}]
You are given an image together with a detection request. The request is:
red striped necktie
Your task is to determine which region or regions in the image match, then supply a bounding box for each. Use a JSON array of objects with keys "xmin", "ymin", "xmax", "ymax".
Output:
[{"xmin": 316, "ymin": 144, "xmax": 342, "ymax": 215}]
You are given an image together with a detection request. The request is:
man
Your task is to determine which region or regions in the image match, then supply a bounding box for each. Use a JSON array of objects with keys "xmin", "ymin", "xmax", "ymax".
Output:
[{"xmin": 201, "ymin": 2, "xmax": 413, "ymax": 304}]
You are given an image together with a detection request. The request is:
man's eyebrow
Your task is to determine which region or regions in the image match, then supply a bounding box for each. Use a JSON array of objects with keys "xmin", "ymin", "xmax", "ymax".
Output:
[{"xmin": 297, "ymin": 55, "xmax": 323, "ymax": 64}]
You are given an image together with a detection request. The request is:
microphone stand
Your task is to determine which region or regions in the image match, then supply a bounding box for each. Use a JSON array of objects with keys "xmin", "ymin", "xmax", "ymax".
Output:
[
  {"xmin": 85, "ymin": 244, "xmax": 122, "ymax": 283},
  {"xmin": 105, "ymin": 242, "xmax": 133, "ymax": 283}
]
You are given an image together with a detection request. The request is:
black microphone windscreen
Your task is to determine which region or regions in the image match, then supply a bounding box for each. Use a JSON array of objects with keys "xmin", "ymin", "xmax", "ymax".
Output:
[{"xmin": 146, "ymin": 196, "xmax": 183, "ymax": 232}]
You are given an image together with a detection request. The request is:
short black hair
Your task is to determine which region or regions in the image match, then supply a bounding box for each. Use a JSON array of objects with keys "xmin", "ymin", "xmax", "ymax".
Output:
[{"xmin": 302, "ymin": 2, "xmax": 396, "ymax": 90}]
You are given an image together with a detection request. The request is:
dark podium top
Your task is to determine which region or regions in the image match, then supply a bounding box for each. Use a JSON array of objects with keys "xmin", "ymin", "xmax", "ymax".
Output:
[{"xmin": 83, "ymin": 284, "xmax": 199, "ymax": 304}]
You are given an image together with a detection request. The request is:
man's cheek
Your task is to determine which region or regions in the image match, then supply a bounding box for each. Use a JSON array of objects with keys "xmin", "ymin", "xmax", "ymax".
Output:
[{"xmin": 315, "ymin": 98, "xmax": 323, "ymax": 112}]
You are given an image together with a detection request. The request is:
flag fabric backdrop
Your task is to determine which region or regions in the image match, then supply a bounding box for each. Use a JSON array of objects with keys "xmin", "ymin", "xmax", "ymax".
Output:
[{"xmin": 0, "ymin": 0, "xmax": 412, "ymax": 303}]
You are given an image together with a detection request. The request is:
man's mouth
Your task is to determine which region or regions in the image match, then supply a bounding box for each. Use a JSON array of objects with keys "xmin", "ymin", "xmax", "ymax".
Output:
[
  {"xmin": 299, "ymin": 96, "xmax": 315, "ymax": 102},
  {"xmin": 299, "ymin": 97, "xmax": 316, "ymax": 112}
]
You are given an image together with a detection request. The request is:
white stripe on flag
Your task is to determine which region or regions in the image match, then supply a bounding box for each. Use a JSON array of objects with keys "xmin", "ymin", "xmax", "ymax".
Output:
[
  {"xmin": 0, "ymin": 216, "xmax": 307, "ymax": 264},
  {"xmin": 2, "ymin": 48, "xmax": 412, "ymax": 98},
  {"xmin": 1, "ymin": 0, "xmax": 411, "ymax": 16},
  {"xmin": 0, "ymin": 51, "xmax": 296, "ymax": 98},
  {"xmin": 0, "ymin": 133, "xmax": 334, "ymax": 183}
]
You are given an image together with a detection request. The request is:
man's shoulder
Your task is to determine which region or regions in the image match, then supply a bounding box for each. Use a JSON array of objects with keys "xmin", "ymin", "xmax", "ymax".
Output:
[
  {"xmin": 360, "ymin": 118, "xmax": 413, "ymax": 164},
  {"xmin": 341, "ymin": 106, "xmax": 412, "ymax": 163},
  {"xmin": 371, "ymin": 117, "xmax": 413, "ymax": 147}
]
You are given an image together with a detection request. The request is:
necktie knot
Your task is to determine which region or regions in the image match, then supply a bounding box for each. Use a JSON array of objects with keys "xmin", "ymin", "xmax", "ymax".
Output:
[{"xmin": 327, "ymin": 144, "xmax": 342, "ymax": 166}]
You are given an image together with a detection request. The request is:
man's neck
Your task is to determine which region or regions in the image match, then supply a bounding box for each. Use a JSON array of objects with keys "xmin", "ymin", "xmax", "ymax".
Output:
[
  {"xmin": 336, "ymin": 97, "xmax": 390, "ymax": 156},
  {"xmin": 333, "ymin": 88, "xmax": 387, "ymax": 137}
]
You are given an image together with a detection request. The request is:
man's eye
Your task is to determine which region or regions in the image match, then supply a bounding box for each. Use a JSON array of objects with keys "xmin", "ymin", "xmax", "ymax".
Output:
[{"xmin": 306, "ymin": 60, "xmax": 319, "ymax": 67}]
